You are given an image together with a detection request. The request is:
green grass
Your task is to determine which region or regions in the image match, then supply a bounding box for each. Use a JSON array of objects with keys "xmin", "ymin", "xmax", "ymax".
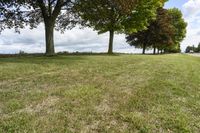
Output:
[{"xmin": 0, "ymin": 54, "xmax": 199, "ymax": 132}]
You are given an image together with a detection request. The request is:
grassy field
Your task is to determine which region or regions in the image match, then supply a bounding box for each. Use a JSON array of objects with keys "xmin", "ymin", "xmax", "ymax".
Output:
[{"xmin": 0, "ymin": 54, "xmax": 200, "ymax": 132}]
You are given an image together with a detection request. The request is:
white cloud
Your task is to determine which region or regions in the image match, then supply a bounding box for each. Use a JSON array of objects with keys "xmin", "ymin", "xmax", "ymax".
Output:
[
  {"xmin": 183, "ymin": 0, "xmax": 200, "ymax": 19},
  {"xmin": 0, "ymin": 24, "xmax": 142, "ymax": 54},
  {"xmin": 181, "ymin": 0, "xmax": 200, "ymax": 50}
]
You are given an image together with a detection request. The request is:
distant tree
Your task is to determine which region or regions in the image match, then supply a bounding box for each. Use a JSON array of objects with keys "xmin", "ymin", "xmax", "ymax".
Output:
[
  {"xmin": 185, "ymin": 46, "xmax": 194, "ymax": 53},
  {"xmin": 0, "ymin": 0, "xmax": 75, "ymax": 55},
  {"xmin": 74, "ymin": 0, "xmax": 165, "ymax": 54},
  {"xmin": 185, "ymin": 45, "xmax": 200, "ymax": 53},
  {"xmin": 185, "ymin": 46, "xmax": 190, "ymax": 53},
  {"xmin": 197, "ymin": 43, "xmax": 200, "ymax": 52},
  {"xmin": 126, "ymin": 8, "xmax": 174, "ymax": 54}
]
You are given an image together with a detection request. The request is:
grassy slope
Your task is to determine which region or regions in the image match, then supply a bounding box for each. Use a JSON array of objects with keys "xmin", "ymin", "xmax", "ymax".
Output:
[{"xmin": 0, "ymin": 54, "xmax": 199, "ymax": 132}]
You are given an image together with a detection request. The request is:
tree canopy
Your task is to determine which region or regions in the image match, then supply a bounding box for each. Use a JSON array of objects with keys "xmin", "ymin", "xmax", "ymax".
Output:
[
  {"xmin": 126, "ymin": 8, "xmax": 174, "ymax": 54},
  {"xmin": 165, "ymin": 8, "xmax": 187, "ymax": 53},
  {"xmin": 74, "ymin": 0, "xmax": 166, "ymax": 54},
  {"xmin": 126, "ymin": 7, "xmax": 187, "ymax": 54}
]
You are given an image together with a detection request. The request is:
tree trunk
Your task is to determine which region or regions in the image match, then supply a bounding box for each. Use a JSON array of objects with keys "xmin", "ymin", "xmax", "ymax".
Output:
[
  {"xmin": 142, "ymin": 43, "xmax": 146, "ymax": 54},
  {"xmin": 153, "ymin": 45, "xmax": 156, "ymax": 55},
  {"xmin": 108, "ymin": 30, "xmax": 114, "ymax": 54},
  {"xmin": 45, "ymin": 21, "xmax": 55, "ymax": 55}
]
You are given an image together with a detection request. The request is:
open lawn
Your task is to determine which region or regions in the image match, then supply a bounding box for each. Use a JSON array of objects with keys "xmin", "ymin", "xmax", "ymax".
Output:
[{"xmin": 0, "ymin": 54, "xmax": 200, "ymax": 132}]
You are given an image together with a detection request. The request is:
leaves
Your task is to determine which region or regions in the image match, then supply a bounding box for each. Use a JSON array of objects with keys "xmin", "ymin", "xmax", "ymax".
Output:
[
  {"xmin": 74, "ymin": 0, "xmax": 164, "ymax": 34},
  {"xmin": 126, "ymin": 8, "xmax": 178, "ymax": 52},
  {"xmin": 126, "ymin": 7, "xmax": 187, "ymax": 53},
  {"xmin": 0, "ymin": 0, "xmax": 75, "ymax": 33}
]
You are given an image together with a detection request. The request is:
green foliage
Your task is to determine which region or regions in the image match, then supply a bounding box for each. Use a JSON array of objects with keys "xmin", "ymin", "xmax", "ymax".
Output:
[
  {"xmin": 168, "ymin": 8, "xmax": 187, "ymax": 44},
  {"xmin": 166, "ymin": 8, "xmax": 187, "ymax": 53},
  {"xmin": 186, "ymin": 44, "xmax": 200, "ymax": 53},
  {"xmin": 197, "ymin": 43, "xmax": 200, "ymax": 52},
  {"xmin": 164, "ymin": 43, "xmax": 181, "ymax": 53},
  {"xmin": 124, "ymin": 0, "xmax": 167, "ymax": 33},
  {"xmin": 75, "ymin": 0, "xmax": 164, "ymax": 34},
  {"xmin": 74, "ymin": 0, "xmax": 165, "ymax": 53},
  {"xmin": 126, "ymin": 8, "xmax": 174, "ymax": 54},
  {"xmin": 126, "ymin": 7, "xmax": 187, "ymax": 54}
]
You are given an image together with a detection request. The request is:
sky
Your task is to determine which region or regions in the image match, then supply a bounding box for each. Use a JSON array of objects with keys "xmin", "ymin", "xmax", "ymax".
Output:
[{"xmin": 0, "ymin": 0, "xmax": 200, "ymax": 54}]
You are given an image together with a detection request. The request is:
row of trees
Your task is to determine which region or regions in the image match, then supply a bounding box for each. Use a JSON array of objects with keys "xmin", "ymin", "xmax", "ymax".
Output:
[
  {"xmin": 126, "ymin": 8, "xmax": 187, "ymax": 54},
  {"xmin": 0, "ymin": 0, "xmax": 186, "ymax": 55},
  {"xmin": 185, "ymin": 43, "xmax": 200, "ymax": 53}
]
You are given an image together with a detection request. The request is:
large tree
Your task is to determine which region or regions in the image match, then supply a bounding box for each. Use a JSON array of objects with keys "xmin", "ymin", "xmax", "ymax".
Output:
[
  {"xmin": 126, "ymin": 8, "xmax": 174, "ymax": 54},
  {"xmin": 74, "ymin": 0, "xmax": 165, "ymax": 54},
  {"xmin": 0, "ymin": 0, "xmax": 75, "ymax": 55},
  {"xmin": 165, "ymin": 8, "xmax": 187, "ymax": 53}
]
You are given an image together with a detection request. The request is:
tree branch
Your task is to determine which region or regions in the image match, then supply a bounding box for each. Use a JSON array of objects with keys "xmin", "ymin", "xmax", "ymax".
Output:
[
  {"xmin": 36, "ymin": 0, "xmax": 48, "ymax": 20},
  {"xmin": 51, "ymin": 0, "xmax": 63, "ymax": 20}
]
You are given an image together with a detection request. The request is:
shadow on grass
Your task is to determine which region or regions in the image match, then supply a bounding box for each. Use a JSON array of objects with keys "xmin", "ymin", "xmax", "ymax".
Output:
[
  {"xmin": 0, "ymin": 54, "xmax": 88, "ymax": 65},
  {"xmin": 0, "ymin": 52, "xmax": 123, "ymax": 64}
]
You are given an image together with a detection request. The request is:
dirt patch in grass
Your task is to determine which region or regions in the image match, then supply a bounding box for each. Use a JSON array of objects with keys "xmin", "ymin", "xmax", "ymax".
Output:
[{"xmin": 19, "ymin": 96, "xmax": 60, "ymax": 114}]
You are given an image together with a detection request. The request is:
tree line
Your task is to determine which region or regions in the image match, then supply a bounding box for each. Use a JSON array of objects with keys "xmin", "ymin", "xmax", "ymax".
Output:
[
  {"xmin": 126, "ymin": 8, "xmax": 187, "ymax": 54},
  {"xmin": 0, "ymin": 0, "xmax": 187, "ymax": 55},
  {"xmin": 185, "ymin": 43, "xmax": 200, "ymax": 53}
]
